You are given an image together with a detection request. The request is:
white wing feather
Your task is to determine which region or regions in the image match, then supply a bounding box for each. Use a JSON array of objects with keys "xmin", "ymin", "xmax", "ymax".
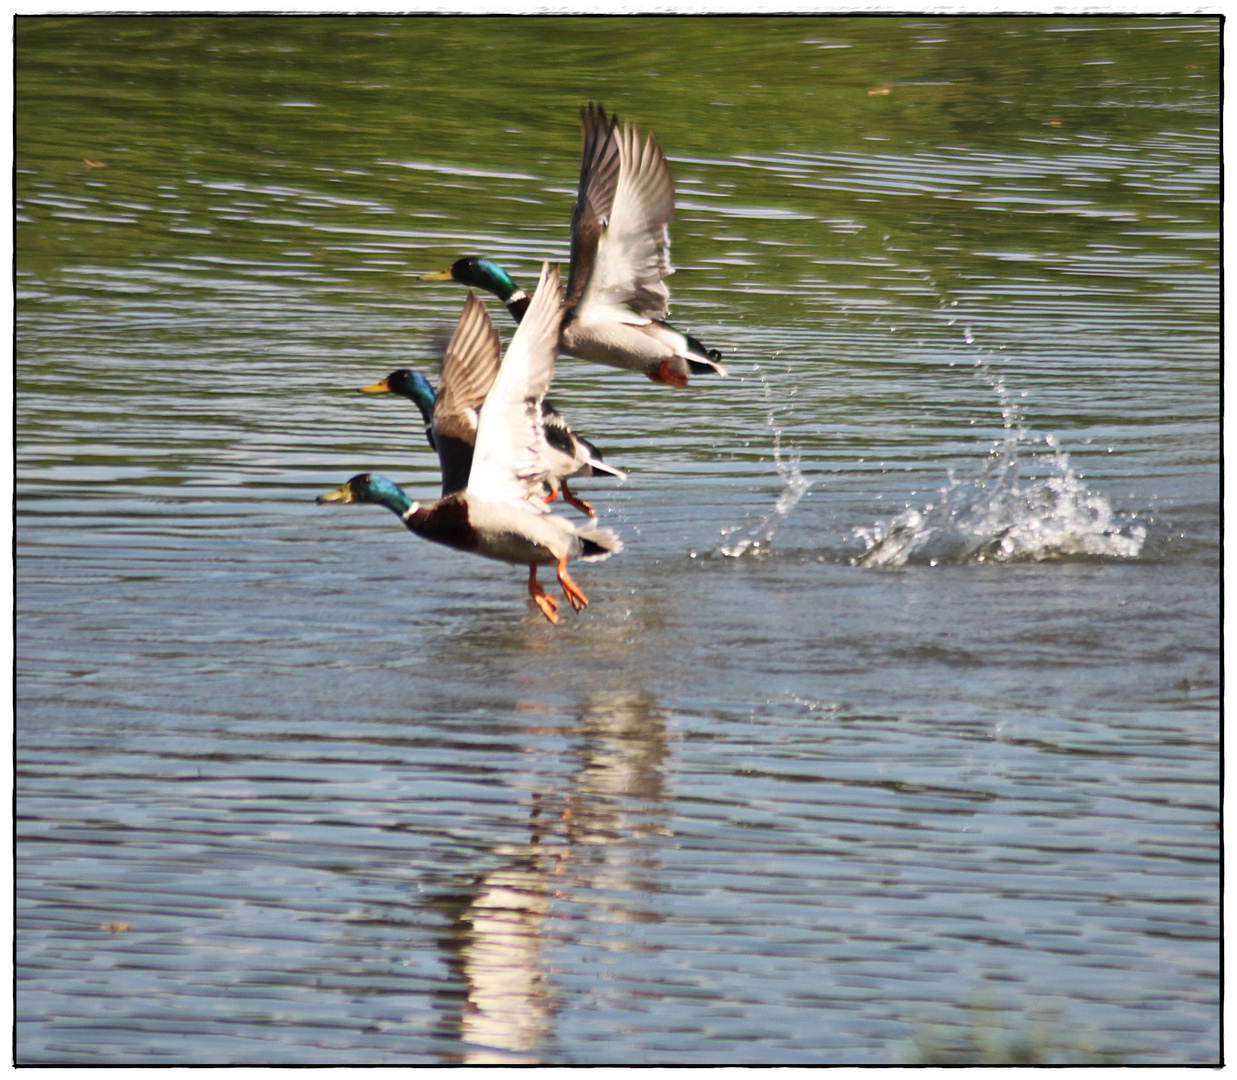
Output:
[
  {"xmin": 467, "ymin": 262, "xmax": 564, "ymax": 507},
  {"xmin": 575, "ymin": 120, "xmax": 674, "ymax": 322}
]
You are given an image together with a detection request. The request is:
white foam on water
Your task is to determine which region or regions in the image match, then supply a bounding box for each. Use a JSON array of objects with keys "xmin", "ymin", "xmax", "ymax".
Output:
[{"xmin": 855, "ymin": 355, "xmax": 1147, "ymax": 569}]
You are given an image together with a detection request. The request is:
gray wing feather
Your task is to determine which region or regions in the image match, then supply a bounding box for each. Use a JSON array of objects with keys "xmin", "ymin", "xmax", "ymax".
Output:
[
  {"xmin": 433, "ymin": 291, "xmax": 502, "ymax": 447},
  {"xmin": 567, "ymin": 103, "xmax": 623, "ymax": 309},
  {"xmin": 576, "ymin": 117, "xmax": 675, "ymax": 321}
]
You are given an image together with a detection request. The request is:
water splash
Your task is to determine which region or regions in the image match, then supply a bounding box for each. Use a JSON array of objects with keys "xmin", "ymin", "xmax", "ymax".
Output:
[
  {"xmin": 855, "ymin": 356, "xmax": 1146, "ymax": 568},
  {"xmin": 717, "ymin": 368, "xmax": 811, "ymax": 558}
]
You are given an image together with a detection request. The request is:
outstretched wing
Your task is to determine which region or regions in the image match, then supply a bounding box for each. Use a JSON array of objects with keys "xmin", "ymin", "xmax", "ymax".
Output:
[
  {"xmin": 467, "ymin": 263, "xmax": 565, "ymax": 507},
  {"xmin": 431, "ymin": 292, "xmax": 502, "ymax": 495},
  {"xmin": 566, "ymin": 102, "xmax": 622, "ymax": 308},
  {"xmin": 432, "ymin": 290, "xmax": 502, "ymax": 447},
  {"xmin": 575, "ymin": 116, "xmax": 674, "ymax": 322}
]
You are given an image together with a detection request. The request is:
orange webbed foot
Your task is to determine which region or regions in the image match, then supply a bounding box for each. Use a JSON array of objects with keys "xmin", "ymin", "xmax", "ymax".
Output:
[
  {"xmin": 556, "ymin": 556, "xmax": 589, "ymax": 612},
  {"xmin": 528, "ymin": 565, "xmax": 559, "ymax": 624},
  {"xmin": 650, "ymin": 359, "xmax": 689, "ymax": 388},
  {"xmin": 561, "ymin": 480, "xmax": 595, "ymax": 517}
]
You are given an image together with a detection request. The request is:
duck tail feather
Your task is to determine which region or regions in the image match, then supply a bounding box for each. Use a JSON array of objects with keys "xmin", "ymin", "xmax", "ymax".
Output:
[
  {"xmin": 576, "ymin": 525, "xmax": 623, "ymax": 561},
  {"xmin": 585, "ymin": 458, "xmax": 627, "ymax": 481},
  {"xmin": 687, "ymin": 353, "xmax": 727, "ymax": 376},
  {"xmin": 685, "ymin": 331, "xmax": 722, "ymax": 363}
]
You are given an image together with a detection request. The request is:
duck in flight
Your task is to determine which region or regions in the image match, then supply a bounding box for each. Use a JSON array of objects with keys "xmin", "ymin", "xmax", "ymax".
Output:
[
  {"xmin": 319, "ymin": 263, "xmax": 622, "ymax": 623},
  {"xmin": 421, "ymin": 103, "xmax": 725, "ymax": 388},
  {"xmin": 359, "ymin": 367, "xmax": 626, "ymax": 516}
]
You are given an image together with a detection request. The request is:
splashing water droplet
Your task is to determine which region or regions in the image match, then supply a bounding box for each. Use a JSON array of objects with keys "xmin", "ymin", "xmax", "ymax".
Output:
[
  {"xmin": 717, "ymin": 373, "xmax": 812, "ymax": 558},
  {"xmin": 854, "ymin": 356, "xmax": 1145, "ymax": 568},
  {"xmin": 720, "ymin": 463, "xmax": 810, "ymax": 558}
]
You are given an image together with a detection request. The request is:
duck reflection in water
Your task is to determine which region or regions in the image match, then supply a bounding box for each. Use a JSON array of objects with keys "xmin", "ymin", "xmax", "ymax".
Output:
[{"xmin": 430, "ymin": 688, "xmax": 669, "ymax": 1064}]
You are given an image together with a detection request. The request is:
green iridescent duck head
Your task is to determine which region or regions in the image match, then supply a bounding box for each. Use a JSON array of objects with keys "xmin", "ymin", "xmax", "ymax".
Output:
[
  {"xmin": 361, "ymin": 369, "xmax": 437, "ymax": 426},
  {"xmin": 317, "ymin": 473, "xmax": 415, "ymax": 516},
  {"xmin": 420, "ymin": 256, "xmax": 519, "ymax": 302}
]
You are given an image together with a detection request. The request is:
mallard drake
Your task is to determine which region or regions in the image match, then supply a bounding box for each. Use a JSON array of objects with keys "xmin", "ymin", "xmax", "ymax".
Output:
[
  {"xmin": 320, "ymin": 262, "xmax": 622, "ymax": 623},
  {"xmin": 360, "ymin": 368, "xmax": 626, "ymax": 516},
  {"xmin": 420, "ymin": 103, "xmax": 725, "ymax": 388},
  {"xmin": 362, "ymin": 369, "xmax": 438, "ymax": 449},
  {"xmin": 361, "ymin": 307, "xmax": 502, "ymax": 500},
  {"xmin": 421, "ymin": 257, "xmax": 534, "ymax": 325},
  {"xmin": 538, "ymin": 402, "xmax": 627, "ymax": 516}
]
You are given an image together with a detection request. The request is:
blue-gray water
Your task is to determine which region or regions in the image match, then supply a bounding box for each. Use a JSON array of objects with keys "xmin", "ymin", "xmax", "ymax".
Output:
[{"xmin": 16, "ymin": 15, "xmax": 1218, "ymax": 1064}]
